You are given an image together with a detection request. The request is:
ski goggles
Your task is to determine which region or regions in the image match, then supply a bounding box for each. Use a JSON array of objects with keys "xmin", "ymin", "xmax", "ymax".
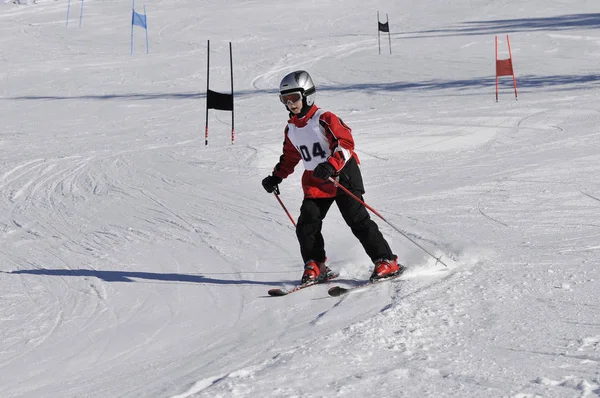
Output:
[{"xmin": 279, "ymin": 91, "xmax": 303, "ymax": 105}]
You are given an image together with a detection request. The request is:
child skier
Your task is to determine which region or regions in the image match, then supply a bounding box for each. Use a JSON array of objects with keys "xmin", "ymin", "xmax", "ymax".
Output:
[{"xmin": 262, "ymin": 70, "xmax": 404, "ymax": 284}]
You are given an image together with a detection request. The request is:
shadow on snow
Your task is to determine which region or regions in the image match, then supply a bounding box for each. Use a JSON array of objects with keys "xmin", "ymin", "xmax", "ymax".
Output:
[
  {"xmin": 400, "ymin": 13, "xmax": 600, "ymax": 37},
  {"xmin": 6, "ymin": 268, "xmax": 291, "ymax": 286},
  {"xmin": 3, "ymin": 74, "xmax": 600, "ymax": 102}
]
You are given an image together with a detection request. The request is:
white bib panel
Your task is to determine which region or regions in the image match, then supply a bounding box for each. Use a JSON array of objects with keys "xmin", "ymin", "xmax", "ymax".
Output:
[{"xmin": 286, "ymin": 109, "xmax": 331, "ymax": 171}]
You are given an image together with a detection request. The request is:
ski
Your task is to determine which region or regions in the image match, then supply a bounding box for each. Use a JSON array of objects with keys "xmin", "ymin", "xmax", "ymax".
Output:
[
  {"xmin": 268, "ymin": 272, "xmax": 340, "ymax": 297},
  {"xmin": 328, "ymin": 270, "xmax": 404, "ymax": 297}
]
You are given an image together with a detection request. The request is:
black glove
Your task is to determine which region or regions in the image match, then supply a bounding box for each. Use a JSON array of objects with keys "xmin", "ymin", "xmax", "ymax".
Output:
[
  {"xmin": 262, "ymin": 175, "xmax": 282, "ymax": 194},
  {"xmin": 313, "ymin": 162, "xmax": 336, "ymax": 181}
]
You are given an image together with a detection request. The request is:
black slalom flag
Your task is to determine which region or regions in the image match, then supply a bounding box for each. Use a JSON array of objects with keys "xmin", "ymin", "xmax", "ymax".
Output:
[
  {"xmin": 377, "ymin": 12, "xmax": 392, "ymax": 54},
  {"xmin": 205, "ymin": 40, "xmax": 235, "ymax": 145},
  {"xmin": 207, "ymin": 89, "xmax": 233, "ymax": 111},
  {"xmin": 378, "ymin": 21, "xmax": 389, "ymax": 33}
]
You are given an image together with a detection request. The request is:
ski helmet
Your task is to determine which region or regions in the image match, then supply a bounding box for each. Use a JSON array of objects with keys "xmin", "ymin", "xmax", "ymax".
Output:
[{"xmin": 279, "ymin": 71, "xmax": 316, "ymax": 112}]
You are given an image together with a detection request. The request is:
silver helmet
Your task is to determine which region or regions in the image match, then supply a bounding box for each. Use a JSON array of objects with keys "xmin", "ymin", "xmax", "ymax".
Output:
[{"xmin": 279, "ymin": 70, "xmax": 316, "ymax": 107}]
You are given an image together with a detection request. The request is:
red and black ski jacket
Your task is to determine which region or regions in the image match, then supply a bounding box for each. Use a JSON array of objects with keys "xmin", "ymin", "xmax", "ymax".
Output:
[{"xmin": 272, "ymin": 105, "xmax": 363, "ymax": 199}]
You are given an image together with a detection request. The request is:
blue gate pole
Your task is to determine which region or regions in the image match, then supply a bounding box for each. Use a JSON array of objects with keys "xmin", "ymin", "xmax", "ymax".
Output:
[
  {"xmin": 79, "ymin": 0, "xmax": 84, "ymax": 27},
  {"xmin": 144, "ymin": 5, "xmax": 149, "ymax": 54},
  {"xmin": 66, "ymin": 0, "xmax": 71, "ymax": 27},
  {"xmin": 130, "ymin": 0, "xmax": 135, "ymax": 55}
]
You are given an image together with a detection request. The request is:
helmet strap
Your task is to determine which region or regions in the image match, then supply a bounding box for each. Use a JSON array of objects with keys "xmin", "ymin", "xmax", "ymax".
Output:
[{"xmin": 298, "ymin": 98, "xmax": 312, "ymax": 118}]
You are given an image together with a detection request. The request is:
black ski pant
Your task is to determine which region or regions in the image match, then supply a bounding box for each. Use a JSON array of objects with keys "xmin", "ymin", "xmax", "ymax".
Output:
[{"xmin": 296, "ymin": 190, "xmax": 394, "ymax": 265}]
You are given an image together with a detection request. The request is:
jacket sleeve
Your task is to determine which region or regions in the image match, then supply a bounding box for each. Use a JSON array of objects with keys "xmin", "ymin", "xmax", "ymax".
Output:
[
  {"xmin": 319, "ymin": 112, "xmax": 354, "ymax": 172},
  {"xmin": 272, "ymin": 126, "xmax": 302, "ymax": 179}
]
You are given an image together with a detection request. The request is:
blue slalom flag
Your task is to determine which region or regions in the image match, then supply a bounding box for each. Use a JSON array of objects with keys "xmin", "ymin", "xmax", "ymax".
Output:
[
  {"xmin": 132, "ymin": 10, "xmax": 146, "ymax": 29},
  {"xmin": 130, "ymin": 1, "xmax": 149, "ymax": 55}
]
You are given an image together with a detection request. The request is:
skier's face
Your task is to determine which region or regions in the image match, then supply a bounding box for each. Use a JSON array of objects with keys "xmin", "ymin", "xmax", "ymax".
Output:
[
  {"xmin": 280, "ymin": 92, "xmax": 303, "ymax": 114},
  {"xmin": 286, "ymin": 97, "xmax": 303, "ymax": 114}
]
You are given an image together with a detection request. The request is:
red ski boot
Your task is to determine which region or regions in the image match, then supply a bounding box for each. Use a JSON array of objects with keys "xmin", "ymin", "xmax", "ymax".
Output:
[
  {"xmin": 370, "ymin": 256, "xmax": 404, "ymax": 281},
  {"xmin": 301, "ymin": 259, "xmax": 330, "ymax": 284}
]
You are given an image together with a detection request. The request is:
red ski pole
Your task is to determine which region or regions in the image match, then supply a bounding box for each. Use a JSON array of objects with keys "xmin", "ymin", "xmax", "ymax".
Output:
[
  {"xmin": 273, "ymin": 192, "xmax": 296, "ymax": 227},
  {"xmin": 328, "ymin": 177, "xmax": 448, "ymax": 267}
]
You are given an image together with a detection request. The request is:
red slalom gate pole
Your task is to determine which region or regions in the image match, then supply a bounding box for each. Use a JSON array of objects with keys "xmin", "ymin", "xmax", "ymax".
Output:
[{"xmin": 328, "ymin": 177, "xmax": 449, "ymax": 267}]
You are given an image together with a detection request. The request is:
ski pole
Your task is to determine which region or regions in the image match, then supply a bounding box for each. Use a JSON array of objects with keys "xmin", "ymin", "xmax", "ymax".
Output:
[
  {"xmin": 273, "ymin": 189, "xmax": 296, "ymax": 227},
  {"xmin": 328, "ymin": 177, "xmax": 449, "ymax": 268}
]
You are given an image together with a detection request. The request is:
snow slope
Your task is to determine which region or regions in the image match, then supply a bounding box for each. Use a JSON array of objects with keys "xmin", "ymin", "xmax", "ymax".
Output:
[{"xmin": 1, "ymin": 0, "xmax": 600, "ymax": 397}]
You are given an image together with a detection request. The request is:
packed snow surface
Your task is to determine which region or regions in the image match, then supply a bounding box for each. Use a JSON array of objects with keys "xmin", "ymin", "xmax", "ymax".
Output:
[{"xmin": 1, "ymin": 0, "xmax": 600, "ymax": 397}]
